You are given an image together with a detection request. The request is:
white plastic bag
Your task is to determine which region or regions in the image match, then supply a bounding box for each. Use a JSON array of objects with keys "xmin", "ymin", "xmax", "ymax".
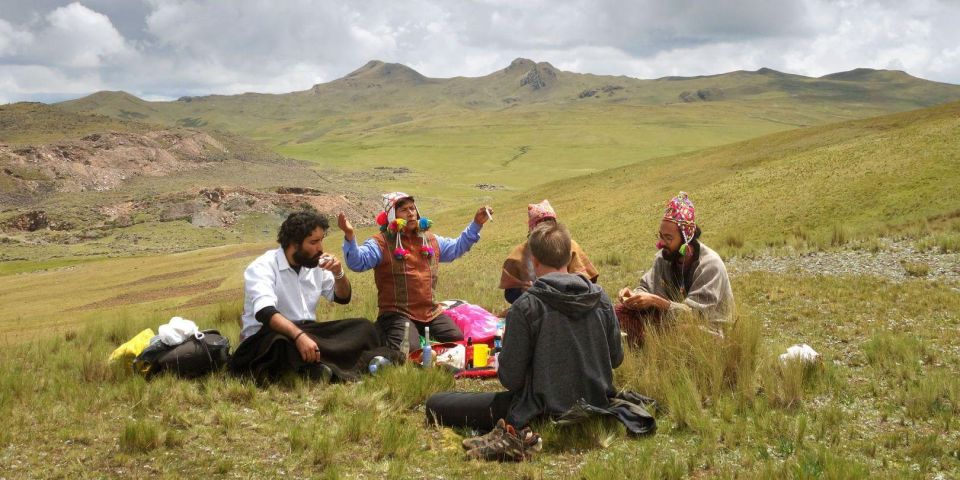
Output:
[
  {"xmin": 779, "ymin": 344, "xmax": 820, "ymax": 364},
  {"xmin": 157, "ymin": 316, "xmax": 203, "ymax": 346}
]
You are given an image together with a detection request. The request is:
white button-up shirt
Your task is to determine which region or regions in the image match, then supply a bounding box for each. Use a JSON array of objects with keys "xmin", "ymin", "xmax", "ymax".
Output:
[{"xmin": 240, "ymin": 247, "xmax": 335, "ymax": 340}]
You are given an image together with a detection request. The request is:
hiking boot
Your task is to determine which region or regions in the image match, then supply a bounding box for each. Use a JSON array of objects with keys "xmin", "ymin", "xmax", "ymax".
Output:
[
  {"xmin": 518, "ymin": 426, "xmax": 543, "ymax": 453},
  {"xmin": 462, "ymin": 418, "xmax": 510, "ymax": 451},
  {"xmin": 465, "ymin": 420, "xmax": 544, "ymax": 462},
  {"xmin": 465, "ymin": 425, "xmax": 525, "ymax": 462}
]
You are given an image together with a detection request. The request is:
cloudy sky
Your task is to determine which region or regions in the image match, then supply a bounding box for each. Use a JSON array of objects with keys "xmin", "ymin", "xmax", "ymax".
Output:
[{"xmin": 2, "ymin": 0, "xmax": 959, "ymax": 104}]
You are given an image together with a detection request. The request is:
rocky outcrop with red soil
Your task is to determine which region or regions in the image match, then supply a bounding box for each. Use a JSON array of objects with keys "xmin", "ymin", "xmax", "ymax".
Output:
[{"xmin": 0, "ymin": 129, "xmax": 226, "ymax": 195}]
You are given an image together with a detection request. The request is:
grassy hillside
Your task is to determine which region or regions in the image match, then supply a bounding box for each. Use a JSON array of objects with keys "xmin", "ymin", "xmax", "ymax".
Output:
[
  {"xmin": 3, "ymin": 100, "xmax": 958, "ymax": 339},
  {"xmin": 0, "ymin": 103, "xmax": 384, "ymax": 264},
  {"xmin": 54, "ymin": 62, "xmax": 960, "ymax": 205},
  {"xmin": 1, "ymin": 95, "xmax": 958, "ymax": 478}
]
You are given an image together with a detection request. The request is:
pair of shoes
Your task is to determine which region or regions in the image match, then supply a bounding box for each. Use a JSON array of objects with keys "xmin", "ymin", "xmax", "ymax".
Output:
[{"xmin": 463, "ymin": 419, "xmax": 542, "ymax": 462}]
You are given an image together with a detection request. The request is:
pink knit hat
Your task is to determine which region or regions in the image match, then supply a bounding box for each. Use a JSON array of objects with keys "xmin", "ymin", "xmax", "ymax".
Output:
[{"xmin": 527, "ymin": 199, "xmax": 557, "ymax": 232}]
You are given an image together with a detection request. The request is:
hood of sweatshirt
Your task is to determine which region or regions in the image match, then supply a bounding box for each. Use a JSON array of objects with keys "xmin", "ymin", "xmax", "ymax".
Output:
[{"xmin": 526, "ymin": 272, "xmax": 602, "ymax": 315}]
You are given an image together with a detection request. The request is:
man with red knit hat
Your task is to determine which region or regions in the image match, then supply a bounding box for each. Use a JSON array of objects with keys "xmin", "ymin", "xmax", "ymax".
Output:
[
  {"xmin": 338, "ymin": 193, "xmax": 492, "ymax": 351},
  {"xmin": 616, "ymin": 192, "xmax": 734, "ymax": 346},
  {"xmin": 499, "ymin": 199, "xmax": 598, "ymax": 304}
]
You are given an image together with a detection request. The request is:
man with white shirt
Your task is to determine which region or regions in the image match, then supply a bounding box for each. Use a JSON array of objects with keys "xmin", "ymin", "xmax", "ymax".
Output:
[{"xmin": 229, "ymin": 211, "xmax": 381, "ymax": 383}]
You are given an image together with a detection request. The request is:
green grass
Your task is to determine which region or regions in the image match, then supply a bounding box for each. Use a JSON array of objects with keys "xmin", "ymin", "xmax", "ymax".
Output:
[
  {"xmin": 2, "ymin": 74, "xmax": 960, "ymax": 477},
  {"xmin": 0, "ymin": 273, "xmax": 957, "ymax": 477}
]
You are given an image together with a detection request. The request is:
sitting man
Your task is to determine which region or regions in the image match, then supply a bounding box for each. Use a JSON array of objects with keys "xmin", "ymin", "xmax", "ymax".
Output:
[
  {"xmin": 500, "ymin": 199, "xmax": 599, "ymax": 304},
  {"xmin": 426, "ymin": 222, "xmax": 624, "ymax": 461},
  {"xmin": 230, "ymin": 211, "xmax": 381, "ymax": 383},
  {"xmin": 617, "ymin": 192, "xmax": 734, "ymax": 347},
  {"xmin": 338, "ymin": 192, "xmax": 492, "ymax": 351}
]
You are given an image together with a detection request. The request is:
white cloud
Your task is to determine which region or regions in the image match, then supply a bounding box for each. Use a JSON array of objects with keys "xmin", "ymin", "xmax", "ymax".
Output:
[
  {"xmin": 37, "ymin": 2, "xmax": 132, "ymax": 68},
  {"xmin": 0, "ymin": 0, "xmax": 958, "ymax": 103}
]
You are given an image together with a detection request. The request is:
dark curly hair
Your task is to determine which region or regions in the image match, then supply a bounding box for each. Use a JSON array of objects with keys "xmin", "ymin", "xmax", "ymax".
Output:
[{"xmin": 277, "ymin": 211, "xmax": 330, "ymax": 249}]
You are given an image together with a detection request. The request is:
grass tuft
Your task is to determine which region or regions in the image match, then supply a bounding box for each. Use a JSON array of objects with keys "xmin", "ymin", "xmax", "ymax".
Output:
[
  {"xmin": 901, "ymin": 260, "xmax": 930, "ymax": 277},
  {"xmin": 119, "ymin": 419, "xmax": 164, "ymax": 453}
]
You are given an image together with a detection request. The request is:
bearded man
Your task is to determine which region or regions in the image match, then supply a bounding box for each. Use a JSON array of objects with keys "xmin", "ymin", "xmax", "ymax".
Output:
[
  {"xmin": 616, "ymin": 192, "xmax": 734, "ymax": 346},
  {"xmin": 230, "ymin": 212, "xmax": 381, "ymax": 383}
]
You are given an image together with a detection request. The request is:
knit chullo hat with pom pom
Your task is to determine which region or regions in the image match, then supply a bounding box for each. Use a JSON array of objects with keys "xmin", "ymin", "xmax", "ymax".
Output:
[
  {"xmin": 375, "ymin": 192, "xmax": 434, "ymax": 260},
  {"xmin": 661, "ymin": 191, "xmax": 696, "ymax": 255}
]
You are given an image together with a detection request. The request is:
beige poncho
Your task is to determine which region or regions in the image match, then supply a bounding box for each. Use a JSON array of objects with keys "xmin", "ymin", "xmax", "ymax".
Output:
[{"xmin": 634, "ymin": 243, "xmax": 734, "ymax": 333}]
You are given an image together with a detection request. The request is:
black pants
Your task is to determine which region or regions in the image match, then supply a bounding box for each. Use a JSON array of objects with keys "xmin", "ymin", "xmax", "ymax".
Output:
[
  {"xmin": 376, "ymin": 312, "xmax": 464, "ymax": 351},
  {"xmin": 229, "ymin": 318, "xmax": 382, "ymax": 383},
  {"xmin": 425, "ymin": 391, "xmax": 515, "ymax": 431}
]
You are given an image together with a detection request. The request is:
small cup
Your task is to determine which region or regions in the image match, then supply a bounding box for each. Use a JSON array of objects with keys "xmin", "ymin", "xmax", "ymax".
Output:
[{"xmin": 473, "ymin": 344, "xmax": 489, "ymax": 367}]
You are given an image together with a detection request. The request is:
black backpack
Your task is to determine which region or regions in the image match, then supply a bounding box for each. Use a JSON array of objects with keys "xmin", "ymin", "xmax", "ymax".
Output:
[{"xmin": 133, "ymin": 329, "xmax": 231, "ymax": 379}]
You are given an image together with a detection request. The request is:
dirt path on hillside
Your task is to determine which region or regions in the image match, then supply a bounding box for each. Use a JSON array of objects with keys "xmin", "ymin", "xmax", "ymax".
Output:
[{"xmin": 727, "ymin": 240, "xmax": 960, "ymax": 284}]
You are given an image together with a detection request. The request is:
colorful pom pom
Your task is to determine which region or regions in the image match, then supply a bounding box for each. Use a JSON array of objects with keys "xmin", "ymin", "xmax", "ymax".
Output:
[
  {"xmin": 418, "ymin": 217, "xmax": 432, "ymax": 231},
  {"xmin": 420, "ymin": 246, "xmax": 434, "ymax": 258},
  {"xmin": 679, "ymin": 244, "xmax": 688, "ymax": 256},
  {"xmin": 395, "ymin": 218, "xmax": 407, "ymax": 230},
  {"xmin": 393, "ymin": 247, "xmax": 409, "ymax": 260},
  {"xmin": 376, "ymin": 211, "xmax": 388, "ymax": 226}
]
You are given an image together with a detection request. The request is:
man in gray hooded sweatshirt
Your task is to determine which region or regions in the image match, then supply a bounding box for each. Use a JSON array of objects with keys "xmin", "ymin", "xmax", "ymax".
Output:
[{"xmin": 426, "ymin": 221, "xmax": 623, "ymax": 435}]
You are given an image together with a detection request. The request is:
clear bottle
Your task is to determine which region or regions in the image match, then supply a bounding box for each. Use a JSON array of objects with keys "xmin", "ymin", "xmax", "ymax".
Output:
[
  {"xmin": 399, "ymin": 321, "xmax": 410, "ymax": 360},
  {"xmin": 368, "ymin": 355, "xmax": 392, "ymax": 375},
  {"xmin": 422, "ymin": 326, "xmax": 433, "ymax": 368}
]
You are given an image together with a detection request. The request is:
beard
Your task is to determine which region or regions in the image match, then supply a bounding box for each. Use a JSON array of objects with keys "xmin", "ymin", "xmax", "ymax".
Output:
[
  {"xmin": 292, "ymin": 248, "xmax": 321, "ymax": 268},
  {"xmin": 661, "ymin": 247, "xmax": 683, "ymax": 263}
]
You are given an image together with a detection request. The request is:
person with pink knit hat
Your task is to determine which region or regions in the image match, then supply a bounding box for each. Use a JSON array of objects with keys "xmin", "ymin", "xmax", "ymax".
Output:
[
  {"xmin": 500, "ymin": 199, "xmax": 598, "ymax": 304},
  {"xmin": 616, "ymin": 192, "xmax": 734, "ymax": 346},
  {"xmin": 338, "ymin": 193, "xmax": 492, "ymax": 351}
]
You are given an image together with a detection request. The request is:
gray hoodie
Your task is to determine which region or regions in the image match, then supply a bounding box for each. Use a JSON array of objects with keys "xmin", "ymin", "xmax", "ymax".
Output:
[{"xmin": 498, "ymin": 272, "xmax": 624, "ymax": 427}]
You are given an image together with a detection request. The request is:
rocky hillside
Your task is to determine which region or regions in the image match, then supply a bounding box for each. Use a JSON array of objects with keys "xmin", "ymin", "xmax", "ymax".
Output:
[
  {"xmin": 0, "ymin": 104, "xmax": 379, "ymax": 258},
  {"xmin": 1, "ymin": 129, "xmax": 227, "ymax": 198}
]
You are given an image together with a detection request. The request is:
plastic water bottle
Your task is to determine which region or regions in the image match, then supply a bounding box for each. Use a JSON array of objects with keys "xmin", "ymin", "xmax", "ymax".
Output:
[
  {"xmin": 422, "ymin": 326, "xmax": 433, "ymax": 368},
  {"xmin": 368, "ymin": 355, "xmax": 392, "ymax": 375}
]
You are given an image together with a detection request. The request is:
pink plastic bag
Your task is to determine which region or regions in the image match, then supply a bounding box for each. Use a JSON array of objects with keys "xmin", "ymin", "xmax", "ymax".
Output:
[{"xmin": 445, "ymin": 303, "xmax": 498, "ymax": 342}]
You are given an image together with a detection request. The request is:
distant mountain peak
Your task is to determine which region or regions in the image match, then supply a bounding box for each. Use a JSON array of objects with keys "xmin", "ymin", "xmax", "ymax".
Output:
[
  {"xmin": 820, "ymin": 68, "xmax": 912, "ymax": 81},
  {"xmin": 339, "ymin": 60, "xmax": 428, "ymax": 84},
  {"xmin": 499, "ymin": 58, "xmax": 560, "ymax": 90},
  {"xmin": 87, "ymin": 90, "xmax": 143, "ymax": 101},
  {"xmin": 507, "ymin": 58, "xmax": 536, "ymax": 72},
  {"xmin": 755, "ymin": 67, "xmax": 786, "ymax": 76}
]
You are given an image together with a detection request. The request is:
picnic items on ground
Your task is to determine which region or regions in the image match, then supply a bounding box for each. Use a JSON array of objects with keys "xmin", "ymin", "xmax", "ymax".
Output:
[{"xmin": 112, "ymin": 316, "xmax": 232, "ymax": 379}]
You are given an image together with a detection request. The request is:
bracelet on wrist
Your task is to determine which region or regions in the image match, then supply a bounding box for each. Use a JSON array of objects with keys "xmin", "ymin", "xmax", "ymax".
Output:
[
  {"xmin": 294, "ymin": 331, "xmax": 305, "ymax": 342},
  {"xmin": 334, "ymin": 270, "xmax": 345, "ymax": 280}
]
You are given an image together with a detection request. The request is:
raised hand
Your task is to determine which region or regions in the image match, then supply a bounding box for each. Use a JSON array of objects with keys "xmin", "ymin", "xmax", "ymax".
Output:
[
  {"xmin": 337, "ymin": 212, "xmax": 354, "ymax": 241},
  {"xmin": 474, "ymin": 205, "xmax": 493, "ymax": 225}
]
